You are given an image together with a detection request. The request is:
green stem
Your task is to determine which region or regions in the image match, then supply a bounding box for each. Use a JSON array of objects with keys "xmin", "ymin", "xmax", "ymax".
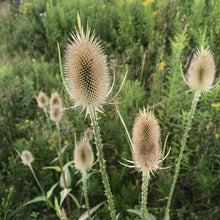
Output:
[
  {"xmin": 28, "ymin": 164, "xmax": 56, "ymax": 211},
  {"xmin": 82, "ymin": 172, "xmax": 91, "ymax": 220},
  {"xmin": 164, "ymin": 91, "xmax": 201, "ymax": 219},
  {"xmin": 89, "ymin": 107, "xmax": 116, "ymax": 220},
  {"xmin": 141, "ymin": 171, "xmax": 149, "ymax": 220},
  {"xmin": 56, "ymin": 122, "xmax": 72, "ymax": 219}
]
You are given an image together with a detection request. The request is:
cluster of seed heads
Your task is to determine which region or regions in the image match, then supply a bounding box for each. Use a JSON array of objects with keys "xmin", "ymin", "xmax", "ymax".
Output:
[
  {"xmin": 132, "ymin": 109, "xmax": 161, "ymax": 172},
  {"xmin": 188, "ymin": 47, "xmax": 215, "ymax": 92},
  {"xmin": 50, "ymin": 93, "xmax": 62, "ymax": 123},
  {"xmin": 65, "ymin": 30, "xmax": 109, "ymax": 110}
]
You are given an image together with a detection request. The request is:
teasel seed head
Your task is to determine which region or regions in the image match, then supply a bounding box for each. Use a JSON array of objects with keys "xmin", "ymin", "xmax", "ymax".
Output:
[
  {"xmin": 64, "ymin": 28, "xmax": 109, "ymax": 111},
  {"xmin": 50, "ymin": 93, "xmax": 62, "ymax": 108},
  {"xmin": 50, "ymin": 105, "xmax": 62, "ymax": 123},
  {"xmin": 132, "ymin": 109, "xmax": 161, "ymax": 172},
  {"xmin": 84, "ymin": 128, "xmax": 93, "ymax": 141},
  {"xmin": 188, "ymin": 47, "xmax": 215, "ymax": 92},
  {"xmin": 22, "ymin": 150, "xmax": 33, "ymax": 165},
  {"xmin": 74, "ymin": 142, "xmax": 94, "ymax": 173},
  {"xmin": 37, "ymin": 92, "xmax": 48, "ymax": 108}
]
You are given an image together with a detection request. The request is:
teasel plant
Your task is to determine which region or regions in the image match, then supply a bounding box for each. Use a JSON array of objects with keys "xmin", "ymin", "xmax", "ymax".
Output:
[
  {"xmin": 115, "ymin": 105, "xmax": 168, "ymax": 220},
  {"xmin": 59, "ymin": 14, "xmax": 118, "ymax": 219},
  {"xmin": 164, "ymin": 47, "xmax": 216, "ymax": 220},
  {"xmin": 16, "ymin": 150, "xmax": 67, "ymax": 219},
  {"xmin": 74, "ymin": 141, "xmax": 94, "ymax": 220}
]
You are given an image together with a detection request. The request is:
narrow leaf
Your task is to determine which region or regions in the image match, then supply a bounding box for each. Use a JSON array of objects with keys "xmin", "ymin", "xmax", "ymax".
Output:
[
  {"xmin": 47, "ymin": 182, "xmax": 59, "ymax": 199},
  {"xmin": 23, "ymin": 196, "xmax": 45, "ymax": 206},
  {"xmin": 60, "ymin": 188, "xmax": 71, "ymax": 207}
]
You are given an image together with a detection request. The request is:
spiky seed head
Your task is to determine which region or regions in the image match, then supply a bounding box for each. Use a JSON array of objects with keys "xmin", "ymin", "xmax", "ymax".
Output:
[
  {"xmin": 64, "ymin": 29, "xmax": 109, "ymax": 110},
  {"xmin": 74, "ymin": 142, "xmax": 94, "ymax": 173},
  {"xmin": 37, "ymin": 92, "xmax": 48, "ymax": 108},
  {"xmin": 84, "ymin": 128, "xmax": 93, "ymax": 141},
  {"xmin": 50, "ymin": 93, "xmax": 62, "ymax": 108},
  {"xmin": 132, "ymin": 109, "xmax": 161, "ymax": 172},
  {"xmin": 188, "ymin": 47, "xmax": 215, "ymax": 92},
  {"xmin": 22, "ymin": 150, "xmax": 33, "ymax": 165},
  {"xmin": 50, "ymin": 105, "xmax": 62, "ymax": 122}
]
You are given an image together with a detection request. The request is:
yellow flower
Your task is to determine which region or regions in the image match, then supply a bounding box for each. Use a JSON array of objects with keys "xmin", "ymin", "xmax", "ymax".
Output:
[
  {"xmin": 53, "ymin": 132, "xmax": 56, "ymax": 137},
  {"xmin": 158, "ymin": 61, "xmax": 166, "ymax": 70},
  {"xmin": 49, "ymin": 143, "xmax": 55, "ymax": 150},
  {"xmin": 30, "ymin": 137, "xmax": 34, "ymax": 141},
  {"xmin": 153, "ymin": 11, "xmax": 158, "ymax": 17},
  {"xmin": 211, "ymin": 104, "xmax": 216, "ymax": 107},
  {"xmin": 30, "ymin": 121, "xmax": 34, "ymax": 125},
  {"xmin": 142, "ymin": 0, "xmax": 154, "ymax": 7},
  {"xmin": 88, "ymin": 5, "xmax": 93, "ymax": 9},
  {"xmin": 215, "ymin": 134, "xmax": 219, "ymax": 139},
  {"xmin": 25, "ymin": 120, "xmax": 29, "ymax": 123},
  {"xmin": 103, "ymin": 114, "xmax": 106, "ymax": 117},
  {"xmin": 64, "ymin": 140, "xmax": 68, "ymax": 145},
  {"xmin": 48, "ymin": 138, "xmax": 53, "ymax": 144},
  {"xmin": 101, "ymin": 4, "xmax": 106, "ymax": 9},
  {"xmin": 98, "ymin": 116, "xmax": 102, "ymax": 120}
]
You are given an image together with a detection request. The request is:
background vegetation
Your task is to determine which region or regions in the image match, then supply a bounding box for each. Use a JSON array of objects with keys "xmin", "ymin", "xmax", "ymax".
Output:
[{"xmin": 0, "ymin": 0, "xmax": 219, "ymax": 219}]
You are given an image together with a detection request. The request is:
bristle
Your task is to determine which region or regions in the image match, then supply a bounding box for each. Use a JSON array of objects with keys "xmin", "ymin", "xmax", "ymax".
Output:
[
  {"xmin": 132, "ymin": 110, "xmax": 161, "ymax": 172},
  {"xmin": 188, "ymin": 47, "xmax": 215, "ymax": 92},
  {"xmin": 64, "ymin": 30, "xmax": 109, "ymax": 110}
]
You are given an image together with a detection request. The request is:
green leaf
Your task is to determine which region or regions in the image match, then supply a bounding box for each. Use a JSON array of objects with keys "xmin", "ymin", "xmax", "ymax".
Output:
[
  {"xmin": 78, "ymin": 201, "xmax": 105, "ymax": 220},
  {"xmin": 54, "ymin": 196, "xmax": 62, "ymax": 216},
  {"xmin": 47, "ymin": 182, "xmax": 59, "ymax": 199},
  {"xmin": 23, "ymin": 196, "xmax": 45, "ymax": 206},
  {"xmin": 43, "ymin": 166, "xmax": 61, "ymax": 172},
  {"xmin": 69, "ymin": 193, "xmax": 80, "ymax": 208},
  {"xmin": 60, "ymin": 188, "xmax": 71, "ymax": 207},
  {"xmin": 127, "ymin": 209, "xmax": 156, "ymax": 220},
  {"xmin": 60, "ymin": 168, "xmax": 71, "ymax": 188},
  {"xmin": 63, "ymin": 160, "xmax": 74, "ymax": 171}
]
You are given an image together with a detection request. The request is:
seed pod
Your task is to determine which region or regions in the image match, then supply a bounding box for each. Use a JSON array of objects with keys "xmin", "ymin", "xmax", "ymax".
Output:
[
  {"xmin": 84, "ymin": 128, "xmax": 93, "ymax": 141},
  {"xmin": 74, "ymin": 142, "xmax": 94, "ymax": 173},
  {"xmin": 64, "ymin": 29, "xmax": 109, "ymax": 110},
  {"xmin": 22, "ymin": 150, "xmax": 33, "ymax": 165},
  {"xmin": 50, "ymin": 105, "xmax": 62, "ymax": 122},
  {"xmin": 188, "ymin": 47, "xmax": 215, "ymax": 92},
  {"xmin": 37, "ymin": 92, "xmax": 48, "ymax": 108},
  {"xmin": 132, "ymin": 109, "xmax": 161, "ymax": 172},
  {"xmin": 50, "ymin": 93, "xmax": 62, "ymax": 108}
]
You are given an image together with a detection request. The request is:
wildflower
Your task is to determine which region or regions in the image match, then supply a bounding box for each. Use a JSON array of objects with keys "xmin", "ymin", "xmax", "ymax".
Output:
[
  {"xmin": 88, "ymin": 5, "xmax": 93, "ymax": 9},
  {"xmin": 22, "ymin": 150, "xmax": 33, "ymax": 165},
  {"xmin": 215, "ymin": 134, "xmax": 219, "ymax": 139},
  {"xmin": 142, "ymin": 0, "xmax": 154, "ymax": 7},
  {"xmin": 132, "ymin": 109, "xmax": 161, "ymax": 172},
  {"xmin": 50, "ymin": 105, "xmax": 62, "ymax": 123},
  {"xmin": 53, "ymin": 132, "xmax": 56, "ymax": 137},
  {"xmin": 25, "ymin": 120, "xmax": 29, "ymax": 123},
  {"xmin": 188, "ymin": 47, "xmax": 216, "ymax": 92},
  {"xmin": 158, "ymin": 61, "xmax": 166, "ymax": 70},
  {"xmin": 49, "ymin": 143, "xmax": 55, "ymax": 151},
  {"xmin": 153, "ymin": 11, "xmax": 158, "ymax": 17},
  {"xmin": 84, "ymin": 128, "xmax": 93, "ymax": 141},
  {"xmin": 211, "ymin": 103, "xmax": 220, "ymax": 108},
  {"xmin": 101, "ymin": 4, "xmax": 106, "ymax": 9},
  {"xmin": 30, "ymin": 121, "xmax": 34, "ymax": 125},
  {"xmin": 74, "ymin": 142, "xmax": 94, "ymax": 173},
  {"xmin": 30, "ymin": 137, "xmax": 34, "ymax": 141},
  {"xmin": 64, "ymin": 23, "xmax": 109, "ymax": 112},
  {"xmin": 37, "ymin": 92, "xmax": 48, "ymax": 108},
  {"xmin": 64, "ymin": 140, "xmax": 68, "ymax": 145}
]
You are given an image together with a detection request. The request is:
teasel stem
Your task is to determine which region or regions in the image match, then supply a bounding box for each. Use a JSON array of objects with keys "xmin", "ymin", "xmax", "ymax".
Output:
[
  {"xmin": 28, "ymin": 164, "xmax": 57, "ymax": 212},
  {"xmin": 164, "ymin": 91, "xmax": 201, "ymax": 219},
  {"xmin": 141, "ymin": 171, "xmax": 149, "ymax": 220},
  {"xmin": 89, "ymin": 107, "xmax": 116, "ymax": 220},
  {"xmin": 56, "ymin": 122, "xmax": 72, "ymax": 219},
  {"xmin": 82, "ymin": 172, "xmax": 91, "ymax": 220}
]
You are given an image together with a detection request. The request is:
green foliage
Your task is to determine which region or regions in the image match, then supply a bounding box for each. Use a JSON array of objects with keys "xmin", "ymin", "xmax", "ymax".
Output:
[{"xmin": 0, "ymin": 0, "xmax": 219, "ymax": 219}]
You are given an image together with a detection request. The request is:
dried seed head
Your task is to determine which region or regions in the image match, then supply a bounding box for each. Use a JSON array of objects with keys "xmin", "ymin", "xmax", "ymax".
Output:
[
  {"xmin": 50, "ymin": 105, "xmax": 62, "ymax": 122},
  {"xmin": 37, "ymin": 92, "xmax": 48, "ymax": 108},
  {"xmin": 74, "ymin": 142, "xmax": 94, "ymax": 173},
  {"xmin": 132, "ymin": 109, "xmax": 161, "ymax": 172},
  {"xmin": 84, "ymin": 128, "xmax": 93, "ymax": 141},
  {"xmin": 188, "ymin": 47, "xmax": 215, "ymax": 92},
  {"xmin": 50, "ymin": 93, "xmax": 62, "ymax": 108},
  {"xmin": 64, "ymin": 29, "xmax": 109, "ymax": 110},
  {"xmin": 22, "ymin": 150, "xmax": 33, "ymax": 165}
]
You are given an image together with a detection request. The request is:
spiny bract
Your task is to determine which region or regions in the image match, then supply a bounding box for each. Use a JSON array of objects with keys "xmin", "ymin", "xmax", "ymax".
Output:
[
  {"xmin": 65, "ymin": 29, "xmax": 109, "ymax": 111},
  {"xmin": 132, "ymin": 109, "xmax": 161, "ymax": 172},
  {"xmin": 188, "ymin": 47, "xmax": 215, "ymax": 92}
]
